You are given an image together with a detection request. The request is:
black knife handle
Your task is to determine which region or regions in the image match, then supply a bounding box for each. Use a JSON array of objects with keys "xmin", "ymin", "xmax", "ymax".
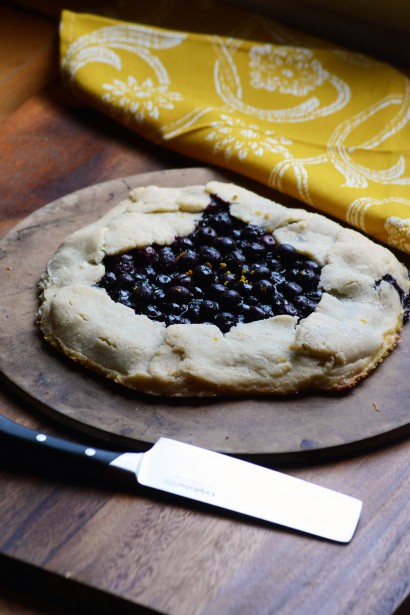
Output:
[{"xmin": 0, "ymin": 413, "xmax": 123, "ymax": 474}]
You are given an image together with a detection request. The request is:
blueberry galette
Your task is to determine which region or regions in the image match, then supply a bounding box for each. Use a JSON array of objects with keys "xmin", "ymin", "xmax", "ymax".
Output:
[{"xmin": 37, "ymin": 182, "xmax": 409, "ymax": 396}]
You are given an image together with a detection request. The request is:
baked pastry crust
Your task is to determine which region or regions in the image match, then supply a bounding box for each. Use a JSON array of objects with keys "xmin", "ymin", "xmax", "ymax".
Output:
[{"xmin": 37, "ymin": 181, "xmax": 409, "ymax": 396}]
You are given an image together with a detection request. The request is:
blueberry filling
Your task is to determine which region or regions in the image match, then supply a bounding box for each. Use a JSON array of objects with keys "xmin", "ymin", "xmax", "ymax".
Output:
[{"xmin": 96, "ymin": 197, "xmax": 325, "ymax": 333}]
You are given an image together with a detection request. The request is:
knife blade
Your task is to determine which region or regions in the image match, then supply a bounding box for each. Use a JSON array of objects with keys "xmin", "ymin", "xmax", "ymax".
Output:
[{"xmin": 0, "ymin": 414, "xmax": 362, "ymax": 542}]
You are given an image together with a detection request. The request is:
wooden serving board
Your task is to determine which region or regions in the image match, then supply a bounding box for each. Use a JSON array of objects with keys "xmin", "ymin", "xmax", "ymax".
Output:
[{"xmin": 1, "ymin": 167, "xmax": 409, "ymax": 461}]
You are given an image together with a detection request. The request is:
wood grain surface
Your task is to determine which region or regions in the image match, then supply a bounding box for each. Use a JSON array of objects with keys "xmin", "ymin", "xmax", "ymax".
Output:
[
  {"xmin": 1, "ymin": 390, "xmax": 410, "ymax": 615},
  {"xmin": 0, "ymin": 4, "xmax": 58, "ymax": 123},
  {"xmin": 1, "ymin": 3, "xmax": 410, "ymax": 615},
  {"xmin": 1, "ymin": 168, "xmax": 409, "ymax": 461}
]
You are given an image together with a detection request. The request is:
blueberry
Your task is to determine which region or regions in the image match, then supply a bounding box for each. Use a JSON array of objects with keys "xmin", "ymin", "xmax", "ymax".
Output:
[
  {"xmin": 156, "ymin": 274, "xmax": 172, "ymax": 286},
  {"xmin": 199, "ymin": 246, "xmax": 221, "ymax": 265},
  {"xmin": 214, "ymin": 236, "xmax": 235, "ymax": 253},
  {"xmin": 215, "ymin": 312, "xmax": 237, "ymax": 332},
  {"xmin": 196, "ymin": 226, "xmax": 217, "ymax": 243},
  {"xmin": 260, "ymin": 304, "xmax": 274, "ymax": 318},
  {"xmin": 192, "ymin": 286, "xmax": 205, "ymax": 298},
  {"xmin": 210, "ymin": 211, "xmax": 232, "ymax": 232},
  {"xmin": 293, "ymin": 296, "xmax": 317, "ymax": 315},
  {"xmin": 133, "ymin": 284, "xmax": 153, "ymax": 304},
  {"xmin": 166, "ymin": 285, "xmax": 192, "ymax": 303},
  {"xmin": 143, "ymin": 265, "xmax": 156, "ymax": 279},
  {"xmin": 173, "ymin": 273, "xmax": 193, "ymax": 287},
  {"xmin": 153, "ymin": 288, "xmax": 166, "ymax": 303},
  {"xmin": 118, "ymin": 273, "xmax": 134, "ymax": 288},
  {"xmin": 270, "ymin": 271, "xmax": 283, "ymax": 285},
  {"xmin": 221, "ymin": 289, "xmax": 242, "ymax": 308},
  {"xmin": 100, "ymin": 271, "xmax": 116, "ymax": 289},
  {"xmin": 162, "ymin": 301, "xmax": 185, "ymax": 315},
  {"xmin": 240, "ymin": 303, "xmax": 251, "ymax": 318},
  {"xmin": 200, "ymin": 300, "xmax": 220, "ymax": 318},
  {"xmin": 243, "ymin": 242, "xmax": 266, "ymax": 259},
  {"xmin": 189, "ymin": 298, "xmax": 203, "ymax": 309},
  {"xmin": 176, "ymin": 249, "xmax": 197, "ymax": 270},
  {"xmin": 241, "ymin": 224, "xmax": 263, "ymax": 240},
  {"xmin": 246, "ymin": 295, "xmax": 259, "ymax": 307},
  {"xmin": 304, "ymin": 259, "xmax": 320, "ymax": 273},
  {"xmin": 225, "ymin": 249, "xmax": 246, "ymax": 271},
  {"xmin": 305, "ymin": 290, "xmax": 322, "ymax": 302},
  {"xmin": 145, "ymin": 305, "xmax": 164, "ymax": 320},
  {"xmin": 260, "ymin": 234, "xmax": 276, "ymax": 250},
  {"xmin": 279, "ymin": 281, "xmax": 303, "ymax": 299},
  {"xmin": 130, "ymin": 271, "xmax": 144, "ymax": 282},
  {"xmin": 204, "ymin": 198, "xmax": 220, "ymax": 213},
  {"xmin": 277, "ymin": 243, "xmax": 297, "ymax": 263},
  {"xmin": 114, "ymin": 259, "xmax": 134, "ymax": 275},
  {"xmin": 296, "ymin": 268, "xmax": 319, "ymax": 290},
  {"xmin": 254, "ymin": 279, "xmax": 274, "ymax": 299},
  {"xmin": 158, "ymin": 247, "xmax": 176, "ymax": 270},
  {"xmin": 116, "ymin": 289, "xmax": 132, "ymax": 305},
  {"xmin": 247, "ymin": 306, "xmax": 266, "ymax": 321},
  {"xmin": 272, "ymin": 297, "xmax": 287, "ymax": 314},
  {"xmin": 266, "ymin": 256, "xmax": 280, "ymax": 270},
  {"xmin": 187, "ymin": 299, "xmax": 203, "ymax": 319},
  {"xmin": 207, "ymin": 283, "xmax": 224, "ymax": 299},
  {"xmin": 235, "ymin": 281, "xmax": 253, "ymax": 296},
  {"xmin": 281, "ymin": 303, "xmax": 298, "ymax": 317},
  {"xmin": 220, "ymin": 272, "xmax": 237, "ymax": 287},
  {"xmin": 250, "ymin": 265, "xmax": 271, "ymax": 281},
  {"xmin": 138, "ymin": 246, "xmax": 157, "ymax": 264},
  {"xmin": 192, "ymin": 265, "xmax": 216, "ymax": 287},
  {"xmin": 120, "ymin": 253, "xmax": 134, "ymax": 262},
  {"xmin": 174, "ymin": 237, "xmax": 194, "ymax": 251}
]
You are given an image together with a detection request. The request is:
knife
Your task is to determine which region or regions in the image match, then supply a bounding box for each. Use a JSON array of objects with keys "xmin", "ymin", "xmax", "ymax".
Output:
[{"xmin": 0, "ymin": 414, "xmax": 361, "ymax": 542}]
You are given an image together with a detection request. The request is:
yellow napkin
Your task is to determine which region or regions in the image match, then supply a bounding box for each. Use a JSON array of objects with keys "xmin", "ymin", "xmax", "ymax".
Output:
[{"xmin": 60, "ymin": 3, "xmax": 410, "ymax": 254}]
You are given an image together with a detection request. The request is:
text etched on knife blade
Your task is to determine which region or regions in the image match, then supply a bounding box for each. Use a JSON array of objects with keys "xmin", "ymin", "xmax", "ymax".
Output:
[{"xmin": 164, "ymin": 477, "xmax": 215, "ymax": 499}]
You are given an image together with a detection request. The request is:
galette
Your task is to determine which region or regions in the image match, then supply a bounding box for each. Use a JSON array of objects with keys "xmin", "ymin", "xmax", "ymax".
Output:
[{"xmin": 37, "ymin": 181, "xmax": 410, "ymax": 396}]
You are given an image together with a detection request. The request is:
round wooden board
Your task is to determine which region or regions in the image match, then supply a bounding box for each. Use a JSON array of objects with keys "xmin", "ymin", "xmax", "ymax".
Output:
[{"xmin": 1, "ymin": 167, "xmax": 409, "ymax": 461}]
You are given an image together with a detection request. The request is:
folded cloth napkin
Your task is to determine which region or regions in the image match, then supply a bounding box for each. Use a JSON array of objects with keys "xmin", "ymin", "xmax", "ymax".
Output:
[{"xmin": 60, "ymin": 2, "xmax": 410, "ymax": 254}]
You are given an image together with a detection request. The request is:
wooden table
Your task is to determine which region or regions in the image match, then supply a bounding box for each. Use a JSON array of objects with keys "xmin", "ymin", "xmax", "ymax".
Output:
[{"xmin": 1, "ymin": 3, "xmax": 410, "ymax": 614}]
